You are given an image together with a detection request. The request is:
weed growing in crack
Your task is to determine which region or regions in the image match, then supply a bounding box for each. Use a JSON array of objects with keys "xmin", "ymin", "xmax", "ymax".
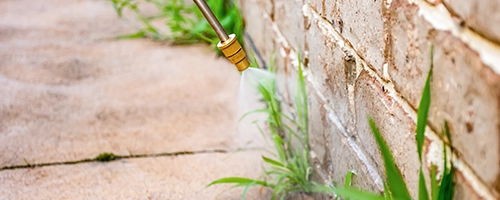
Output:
[
  {"xmin": 94, "ymin": 152, "xmax": 119, "ymax": 162},
  {"xmin": 109, "ymin": 0, "xmax": 244, "ymax": 50},
  {"xmin": 332, "ymin": 45, "xmax": 455, "ymax": 200}
]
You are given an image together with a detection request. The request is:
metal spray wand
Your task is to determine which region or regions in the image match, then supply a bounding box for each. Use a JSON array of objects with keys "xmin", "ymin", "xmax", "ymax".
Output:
[{"xmin": 193, "ymin": 0, "xmax": 250, "ymax": 71}]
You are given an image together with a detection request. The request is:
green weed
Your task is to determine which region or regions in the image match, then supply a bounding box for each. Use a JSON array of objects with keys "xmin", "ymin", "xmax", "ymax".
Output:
[
  {"xmin": 109, "ymin": 0, "xmax": 244, "ymax": 48},
  {"xmin": 208, "ymin": 56, "xmax": 328, "ymax": 199}
]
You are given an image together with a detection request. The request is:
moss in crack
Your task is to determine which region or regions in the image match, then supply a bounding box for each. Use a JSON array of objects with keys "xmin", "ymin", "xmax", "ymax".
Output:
[{"xmin": 94, "ymin": 152, "xmax": 119, "ymax": 162}]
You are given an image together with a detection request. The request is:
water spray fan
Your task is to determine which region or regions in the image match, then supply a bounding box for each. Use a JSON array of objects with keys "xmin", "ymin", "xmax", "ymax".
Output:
[{"xmin": 193, "ymin": 0, "xmax": 250, "ymax": 72}]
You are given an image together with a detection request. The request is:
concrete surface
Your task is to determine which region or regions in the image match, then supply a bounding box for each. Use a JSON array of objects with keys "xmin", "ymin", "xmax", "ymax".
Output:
[{"xmin": 0, "ymin": 0, "xmax": 269, "ymax": 199}]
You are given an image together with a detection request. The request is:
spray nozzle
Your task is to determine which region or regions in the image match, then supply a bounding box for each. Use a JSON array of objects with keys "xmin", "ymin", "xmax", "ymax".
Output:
[{"xmin": 193, "ymin": 0, "xmax": 250, "ymax": 72}]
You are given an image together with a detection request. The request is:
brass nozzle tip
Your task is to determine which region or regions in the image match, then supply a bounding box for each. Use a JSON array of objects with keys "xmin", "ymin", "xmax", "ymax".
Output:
[{"xmin": 217, "ymin": 34, "xmax": 250, "ymax": 72}]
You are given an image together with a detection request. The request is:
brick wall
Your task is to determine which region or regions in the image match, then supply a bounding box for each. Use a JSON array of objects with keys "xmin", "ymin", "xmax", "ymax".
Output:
[{"xmin": 239, "ymin": 0, "xmax": 500, "ymax": 199}]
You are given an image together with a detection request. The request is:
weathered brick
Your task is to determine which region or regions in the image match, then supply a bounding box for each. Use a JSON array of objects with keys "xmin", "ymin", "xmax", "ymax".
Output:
[
  {"xmin": 430, "ymin": 32, "xmax": 500, "ymax": 191},
  {"xmin": 388, "ymin": 1, "xmax": 500, "ymax": 191},
  {"xmin": 239, "ymin": 0, "xmax": 275, "ymax": 61},
  {"xmin": 309, "ymin": 0, "xmax": 386, "ymax": 75},
  {"xmin": 443, "ymin": 0, "xmax": 500, "ymax": 44},
  {"xmin": 308, "ymin": 83, "xmax": 380, "ymax": 192},
  {"xmin": 274, "ymin": 0, "xmax": 306, "ymax": 56},
  {"xmin": 303, "ymin": 9, "xmax": 384, "ymax": 192},
  {"xmin": 388, "ymin": 0, "xmax": 434, "ymax": 107},
  {"xmin": 352, "ymin": 68, "xmax": 489, "ymax": 199},
  {"xmin": 307, "ymin": 57, "xmax": 490, "ymax": 199},
  {"xmin": 305, "ymin": 17, "xmax": 350, "ymax": 127},
  {"xmin": 353, "ymin": 70, "xmax": 422, "ymax": 198}
]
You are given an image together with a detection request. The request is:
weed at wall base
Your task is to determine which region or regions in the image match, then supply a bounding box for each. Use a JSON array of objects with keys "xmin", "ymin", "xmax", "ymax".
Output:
[{"xmin": 208, "ymin": 56, "xmax": 332, "ymax": 200}]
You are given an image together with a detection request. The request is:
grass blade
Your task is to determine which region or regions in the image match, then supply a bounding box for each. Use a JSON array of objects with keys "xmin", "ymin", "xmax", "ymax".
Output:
[
  {"xmin": 115, "ymin": 30, "xmax": 146, "ymax": 39},
  {"xmin": 343, "ymin": 171, "xmax": 355, "ymax": 200},
  {"xmin": 419, "ymin": 167, "xmax": 429, "ymax": 200},
  {"xmin": 344, "ymin": 171, "xmax": 354, "ymax": 189},
  {"xmin": 438, "ymin": 121, "xmax": 454, "ymax": 200},
  {"xmin": 438, "ymin": 168, "xmax": 454, "ymax": 200},
  {"xmin": 271, "ymin": 133, "xmax": 286, "ymax": 163},
  {"xmin": 256, "ymin": 124, "xmax": 271, "ymax": 146},
  {"xmin": 431, "ymin": 165, "xmax": 439, "ymax": 200},
  {"xmin": 241, "ymin": 182, "xmax": 255, "ymax": 200},
  {"xmin": 416, "ymin": 44, "xmax": 434, "ymax": 161},
  {"xmin": 296, "ymin": 54, "xmax": 308, "ymax": 134},
  {"xmin": 262, "ymin": 156, "xmax": 286, "ymax": 168},
  {"xmin": 239, "ymin": 108, "xmax": 271, "ymax": 122},
  {"xmin": 369, "ymin": 117, "xmax": 411, "ymax": 200},
  {"xmin": 312, "ymin": 185, "xmax": 386, "ymax": 200},
  {"xmin": 333, "ymin": 188, "xmax": 386, "ymax": 200},
  {"xmin": 443, "ymin": 121, "xmax": 452, "ymax": 154},
  {"xmin": 207, "ymin": 177, "xmax": 271, "ymax": 188},
  {"xmin": 383, "ymin": 182, "xmax": 391, "ymax": 199}
]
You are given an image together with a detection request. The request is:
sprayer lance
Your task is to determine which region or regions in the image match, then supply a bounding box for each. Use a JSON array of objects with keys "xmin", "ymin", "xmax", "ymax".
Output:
[{"xmin": 193, "ymin": 0, "xmax": 250, "ymax": 71}]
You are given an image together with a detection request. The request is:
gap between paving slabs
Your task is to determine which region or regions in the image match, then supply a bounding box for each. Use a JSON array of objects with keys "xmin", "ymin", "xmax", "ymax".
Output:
[{"xmin": 0, "ymin": 148, "xmax": 260, "ymax": 171}]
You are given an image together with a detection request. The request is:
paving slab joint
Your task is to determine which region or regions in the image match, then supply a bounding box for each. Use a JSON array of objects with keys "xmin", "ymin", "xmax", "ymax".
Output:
[{"xmin": 1, "ymin": 148, "xmax": 260, "ymax": 171}]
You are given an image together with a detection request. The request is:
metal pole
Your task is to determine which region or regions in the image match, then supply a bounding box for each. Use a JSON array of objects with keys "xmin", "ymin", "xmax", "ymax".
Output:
[{"xmin": 193, "ymin": 0, "xmax": 229, "ymax": 42}]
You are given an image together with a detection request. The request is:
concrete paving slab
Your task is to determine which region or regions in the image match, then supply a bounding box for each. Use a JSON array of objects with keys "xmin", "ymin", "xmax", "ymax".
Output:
[
  {"xmin": 0, "ymin": 0, "xmax": 269, "ymax": 198},
  {"xmin": 0, "ymin": 151, "xmax": 271, "ymax": 199},
  {"xmin": 0, "ymin": 0, "xmax": 263, "ymax": 167}
]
